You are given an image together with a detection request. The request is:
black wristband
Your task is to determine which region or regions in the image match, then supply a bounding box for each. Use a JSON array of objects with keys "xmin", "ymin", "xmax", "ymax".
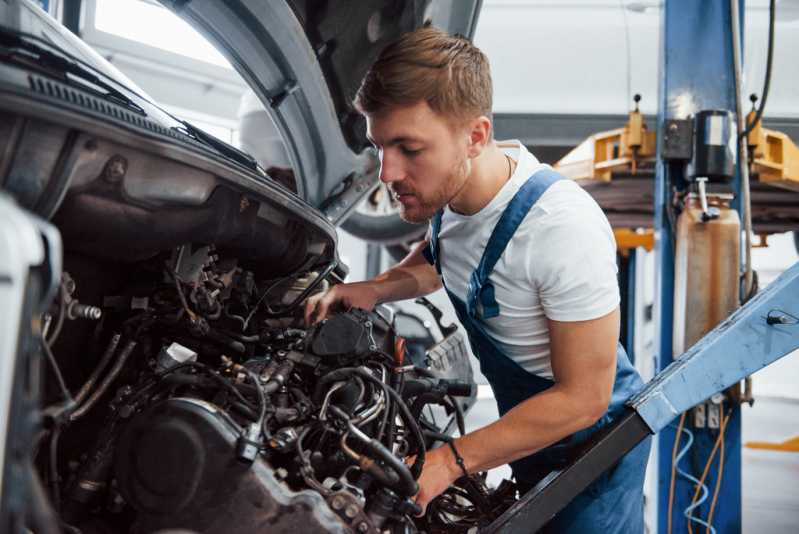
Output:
[{"xmin": 447, "ymin": 440, "xmax": 469, "ymax": 479}]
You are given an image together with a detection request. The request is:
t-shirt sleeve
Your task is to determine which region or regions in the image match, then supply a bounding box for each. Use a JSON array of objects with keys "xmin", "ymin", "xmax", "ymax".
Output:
[{"xmin": 527, "ymin": 200, "xmax": 620, "ymax": 322}]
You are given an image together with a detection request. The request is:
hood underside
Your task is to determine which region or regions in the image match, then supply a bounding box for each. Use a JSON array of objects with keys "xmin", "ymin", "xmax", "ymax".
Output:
[
  {"xmin": 160, "ymin": 0, "xmax": 482, "ymax": 218},
  {"xmin": 0, "ymin": 0, "xmax": 344, "ymax": 279}
]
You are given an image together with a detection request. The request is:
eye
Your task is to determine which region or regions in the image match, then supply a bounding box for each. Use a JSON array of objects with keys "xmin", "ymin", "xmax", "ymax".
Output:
[{"xmin": 401, "ymin": 146, "xmax": 422, "ymax": 157}]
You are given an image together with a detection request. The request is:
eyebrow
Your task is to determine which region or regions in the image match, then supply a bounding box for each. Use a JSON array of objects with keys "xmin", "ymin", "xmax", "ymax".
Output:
[{"xmin": 366, "ymin": 134, "xmax": 424, "ymax": 147}]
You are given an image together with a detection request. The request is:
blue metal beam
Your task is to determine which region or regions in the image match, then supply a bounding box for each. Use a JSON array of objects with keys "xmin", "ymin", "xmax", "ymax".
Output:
[{"xmin": 631, "ymin": 260, "xmax": 799, "ymax": 433}]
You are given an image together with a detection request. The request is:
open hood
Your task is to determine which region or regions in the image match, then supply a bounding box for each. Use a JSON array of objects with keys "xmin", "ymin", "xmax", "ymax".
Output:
[{"xmin": 159, "ymin": 0, "xmax": 482, "ymax": 222}]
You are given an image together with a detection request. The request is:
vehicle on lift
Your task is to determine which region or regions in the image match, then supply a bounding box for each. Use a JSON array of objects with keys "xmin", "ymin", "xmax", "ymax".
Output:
[{"xmin": 0, "ymin": 1, "xmax": 527, "ymax": 533}]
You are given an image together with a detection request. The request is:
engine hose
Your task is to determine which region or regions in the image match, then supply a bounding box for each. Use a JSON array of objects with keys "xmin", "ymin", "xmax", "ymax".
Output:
[
  {"xmin": 69, "ymin": 339, "xmax": 137, "ymax": 421},
  {"xmin": 410, "ymin": 393, "xmax": 445, "ymax": 423},
  {"xmin": 331, "ymin": 406, "xmax": 418, "ymax": 498},
  {"xmin": 74, "ymin": 333, "xmax": 121, "ymax": 405},
  {"xmin": 448, "ymin": 395, "xmax": 466, "ymax": 437},
  {"xmin": 316, "ymin": 367, "xmax": 426, "ymax": 479},
  {"xmin": 27, "ymin": 462, "xmax": 62, "ymax": 534},
  {"xmin": 381, "ymin": 366, "xmax": 404, "ymax": 445}
]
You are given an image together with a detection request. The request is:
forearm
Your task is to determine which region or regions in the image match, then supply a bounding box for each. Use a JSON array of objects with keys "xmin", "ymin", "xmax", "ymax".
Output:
[
  {"xmin": 454, "ymin": 386, "xmax": 603, "ymax": 474},
  {"xmin": 366, "ymin": 263, "xmax": 442, "ymax": 304},
  {"xmin": 362, "ymin": 240, "xmax": 442, "ymax": 304}
]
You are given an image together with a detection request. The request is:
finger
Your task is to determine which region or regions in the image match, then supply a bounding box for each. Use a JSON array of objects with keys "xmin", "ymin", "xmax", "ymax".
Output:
[
  {"xmin": 304, "ymin": 296, "xmax": 319, "ymax": 326},
  {"xmin": 312, "ymin": 293, "xmax": 334, "ymax": 325},
  {"xmin": 414, "ymin": 494, "xmax": 428, "ymax": 517}
]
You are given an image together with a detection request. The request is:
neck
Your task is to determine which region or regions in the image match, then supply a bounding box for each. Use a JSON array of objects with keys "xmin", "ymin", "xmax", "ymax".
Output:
[{"xmin": 449, "ymin": 143, "xmax": 513, "ymax": 215}]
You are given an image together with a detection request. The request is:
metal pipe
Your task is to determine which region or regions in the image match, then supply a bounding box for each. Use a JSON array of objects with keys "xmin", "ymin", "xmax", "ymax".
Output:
[
  {"xmin": 70, "ymin": 340, "xmax": 137, "ymax": 421},
  {"xmin": 74, "ymin": 333, "xmax": 121, "ymax": 405},
  {"xmin": 730, "ymin": 0, "xmax": 755, "ymax": 299}
]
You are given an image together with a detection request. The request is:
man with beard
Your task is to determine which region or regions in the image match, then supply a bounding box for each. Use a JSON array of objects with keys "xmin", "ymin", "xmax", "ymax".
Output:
[{"xmin": 304, "ymin": 27, "xmax": 650, "ymax": 533}]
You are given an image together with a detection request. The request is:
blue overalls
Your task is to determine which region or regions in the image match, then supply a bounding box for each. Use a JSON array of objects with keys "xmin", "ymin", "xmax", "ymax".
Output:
[{"xmin": 423, "ymin": 168, "xmax": 651, "ymax": 533}]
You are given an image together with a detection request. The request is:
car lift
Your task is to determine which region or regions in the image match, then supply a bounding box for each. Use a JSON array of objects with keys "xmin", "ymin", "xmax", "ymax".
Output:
[{"xmin": 482, "ymin": 1, "xmax": 799, "ymax": 532}]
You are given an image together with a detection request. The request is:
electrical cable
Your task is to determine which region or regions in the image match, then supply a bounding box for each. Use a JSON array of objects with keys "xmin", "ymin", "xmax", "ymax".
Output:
[
  {"xmin": 73, "ymin": 333, "xmax": 121, "ymax": 405},
  {"xmin": 168, "ymin": 268, "xmax": 198, "ymax": 322},
  {"xmin": 731, "ymin": 0, "xmax": 775, "ymax": 301},
  {"xmin": 667, "ymin": 412, "xmax": 686, "ymax": 534},
  {"xmin": 687, "ymin": 404, "xmax": 732, "ymax": 534},
  {"xmin": 674, "ymin": 424, "xmax": 714, "ymax": 534},
  {"xmin": 49, "ymin": 425, "xmax": 62, "ymax": 513},
  {"xmin": 706, "ymin": 410, "xmax": 730, "ymax": 533},
  {"xmin": 41, "ymin": 339, "xmax": 74, "ymax": 407},
  {"xmin": 46, "ymin": 282, "xmax": 67, "ymax": 346},
  {"xmin": 741, "ymin": 0, "xmax": 775, "ymax": 140}
]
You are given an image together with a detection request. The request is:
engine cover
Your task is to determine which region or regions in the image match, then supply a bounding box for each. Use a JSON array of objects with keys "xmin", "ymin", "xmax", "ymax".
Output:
[
  {"xmin": 308, "ymin": 309, "xmax": 393, "ymax": 365},
  {"xmin": 115, "ymin": 398, "xmax": 349, "ymax": 534}
]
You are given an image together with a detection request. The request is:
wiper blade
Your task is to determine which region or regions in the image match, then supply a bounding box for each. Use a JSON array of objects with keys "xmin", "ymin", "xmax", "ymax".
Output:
[
  {"xmin": 177, "ymin": 120, "xmax": 259, "ymax": 172},
  {"xmin": 0, "ymin": 27, "xmax": 145, "ymax": 114}
]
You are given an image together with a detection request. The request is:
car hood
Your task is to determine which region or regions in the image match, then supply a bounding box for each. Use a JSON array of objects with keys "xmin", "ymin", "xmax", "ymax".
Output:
[{"xmin": 159, "ymin": 0, "xmax": 482, "ymax": 221}]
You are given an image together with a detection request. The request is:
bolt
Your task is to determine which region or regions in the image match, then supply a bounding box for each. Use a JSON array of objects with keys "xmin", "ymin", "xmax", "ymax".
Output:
[
  {"xmin": 357, "ymin": 522, "xmax": 369, "ymax": 532},
  {"xmin": 331, "ymin": 495, "xmax": 345, "ymax": 510},
  {"xmin": 344, "ymin": 504, "xmax": 359, "ymax": 519},
  {"xmin": 69, "ymin": 302, "xmax": 102, "ymax": 321},
  {"xmin": 103, "ymin": 155, "xmax": 128, "ymax": 183}
]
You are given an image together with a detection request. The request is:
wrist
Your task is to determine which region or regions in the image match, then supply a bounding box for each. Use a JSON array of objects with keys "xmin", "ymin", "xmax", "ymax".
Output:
[{"xmin": 443, "ymin": 441, "xmax": 468, "ymax": 482}]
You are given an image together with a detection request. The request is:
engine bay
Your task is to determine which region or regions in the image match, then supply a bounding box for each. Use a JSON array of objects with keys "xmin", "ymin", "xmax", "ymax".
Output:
[{"xmin": 36, "ymin": 244, "xmax": 517, "ymax": 534}]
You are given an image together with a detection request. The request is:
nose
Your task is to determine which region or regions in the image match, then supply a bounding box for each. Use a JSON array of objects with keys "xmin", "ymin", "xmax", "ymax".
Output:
[{"xmin": 378, "ymin": 150, "xmax": 404, "ymax": 185}]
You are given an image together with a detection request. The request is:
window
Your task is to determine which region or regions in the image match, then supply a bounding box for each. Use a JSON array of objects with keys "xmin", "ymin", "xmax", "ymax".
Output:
[{"xmin": 93, "ymin": 0, "xmax": 231, "ymax": 68}]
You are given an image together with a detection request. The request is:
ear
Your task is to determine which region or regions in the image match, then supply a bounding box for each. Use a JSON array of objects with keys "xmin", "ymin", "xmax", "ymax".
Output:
[{"xmin": 466, "ymin": 115, "xmax": 492, "ymax": 159}]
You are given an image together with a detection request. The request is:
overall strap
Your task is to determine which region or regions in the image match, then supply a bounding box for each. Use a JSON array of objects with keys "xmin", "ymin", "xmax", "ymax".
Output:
[
  {"xmin": 467, "ymin": 168, "xmax": 564, "ymax": 319},
  {"xmin": 422, "ymin": 209, "xmax": 444, "ymax": 274}
]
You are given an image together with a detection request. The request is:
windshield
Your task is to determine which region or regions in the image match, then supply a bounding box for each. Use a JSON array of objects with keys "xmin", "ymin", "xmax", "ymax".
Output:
[{"xmin": 8, "ymin": 0, "xmax": 155, "ymax": 102}]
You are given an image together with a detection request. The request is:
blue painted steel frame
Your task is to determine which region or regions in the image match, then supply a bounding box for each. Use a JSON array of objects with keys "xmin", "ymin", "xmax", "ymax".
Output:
[
  {"xmin": 653, "ymin": 1, "xmax": 745, "ymax": 532},
  {"xmin": 632, "ymin": 260, "xmax": 799, "ymax": 432}
]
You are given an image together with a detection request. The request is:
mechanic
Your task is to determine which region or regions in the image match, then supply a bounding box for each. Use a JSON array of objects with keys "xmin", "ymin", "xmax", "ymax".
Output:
[{"xmin": 304, "ymin": 27, "xmax": 651, "ymax": 533}]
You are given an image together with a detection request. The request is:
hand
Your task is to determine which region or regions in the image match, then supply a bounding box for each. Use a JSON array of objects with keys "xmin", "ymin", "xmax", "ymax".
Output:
[
  {"xmin": 409, "ymin": 445, "xmax": 462, "ymax": 516},
  {"xmin": 303, "ymin": 283, "xmax": 380, "ymax": 326}
]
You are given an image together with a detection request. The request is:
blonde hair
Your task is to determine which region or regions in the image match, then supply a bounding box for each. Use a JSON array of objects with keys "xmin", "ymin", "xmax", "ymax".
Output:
[{"xmin": 355, "ymin": 27, "xmax": 492, "ymax": 126}]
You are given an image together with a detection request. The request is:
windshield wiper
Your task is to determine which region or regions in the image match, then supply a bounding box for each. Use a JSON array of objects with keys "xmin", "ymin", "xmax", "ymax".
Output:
[
  {"xmin": 177, "ymin": 120, "xmax": 260, "ymax": 172},
  {"xmin": 0, "ymin": 27, "xmax": 145, "ymax": 114}
]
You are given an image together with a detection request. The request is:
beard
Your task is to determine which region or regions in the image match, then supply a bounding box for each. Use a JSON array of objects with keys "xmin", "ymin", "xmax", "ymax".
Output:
[{"xmin": 394, "ymin": 156, "xmax": 471, "ymax": 224}]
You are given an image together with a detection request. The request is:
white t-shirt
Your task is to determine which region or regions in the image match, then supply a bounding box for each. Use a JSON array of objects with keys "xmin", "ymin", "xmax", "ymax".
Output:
[{"xmin": 437, "ymin": 140, "xmax": 619, "ymax": 379}]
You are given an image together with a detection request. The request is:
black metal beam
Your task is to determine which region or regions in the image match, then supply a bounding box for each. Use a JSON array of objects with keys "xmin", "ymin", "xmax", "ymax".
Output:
[
  {"xmin": 480, "ymin": 409, "xmax": 652, "ymax": 534},
  {"xmin": 62, "ymin": 0, "xmax": 83, "ymax": 36}
]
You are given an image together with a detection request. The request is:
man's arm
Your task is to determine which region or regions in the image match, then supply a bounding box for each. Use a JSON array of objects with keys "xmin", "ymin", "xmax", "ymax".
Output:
[
  {"xmin": 304, "ymin": 239, "xmax": 442, "ymax": 325},
  {"xmin": 413, "ymin": 307, "xmax": 619, "ymax": 511}
]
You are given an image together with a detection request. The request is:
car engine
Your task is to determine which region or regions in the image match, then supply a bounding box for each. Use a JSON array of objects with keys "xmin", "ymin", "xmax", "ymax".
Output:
[{"xmin": 36, "ymin": 244, "xmax": 516, "ymax": 534}]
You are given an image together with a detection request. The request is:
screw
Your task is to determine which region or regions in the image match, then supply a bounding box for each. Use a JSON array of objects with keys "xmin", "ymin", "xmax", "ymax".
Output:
[
  {"xmin": 103, "ymin": 155, "xmax": 128, "ymax": 183},
  {"xmin": 344, "ymin": 504, "xmax": 359, "ymax": 519},
  {"xmin": 357, "ymin": 522, "xmax": 369, "ymax": 532},
  {"xmin": 331, "ymin": 495, "xmax": 345, "ymax": 510}
]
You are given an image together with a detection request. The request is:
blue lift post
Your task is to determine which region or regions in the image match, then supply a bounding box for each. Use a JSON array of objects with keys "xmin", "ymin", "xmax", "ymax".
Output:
[{"xmin": 654, "ymin": 1, "xmax": 743, "ymax": 532}]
